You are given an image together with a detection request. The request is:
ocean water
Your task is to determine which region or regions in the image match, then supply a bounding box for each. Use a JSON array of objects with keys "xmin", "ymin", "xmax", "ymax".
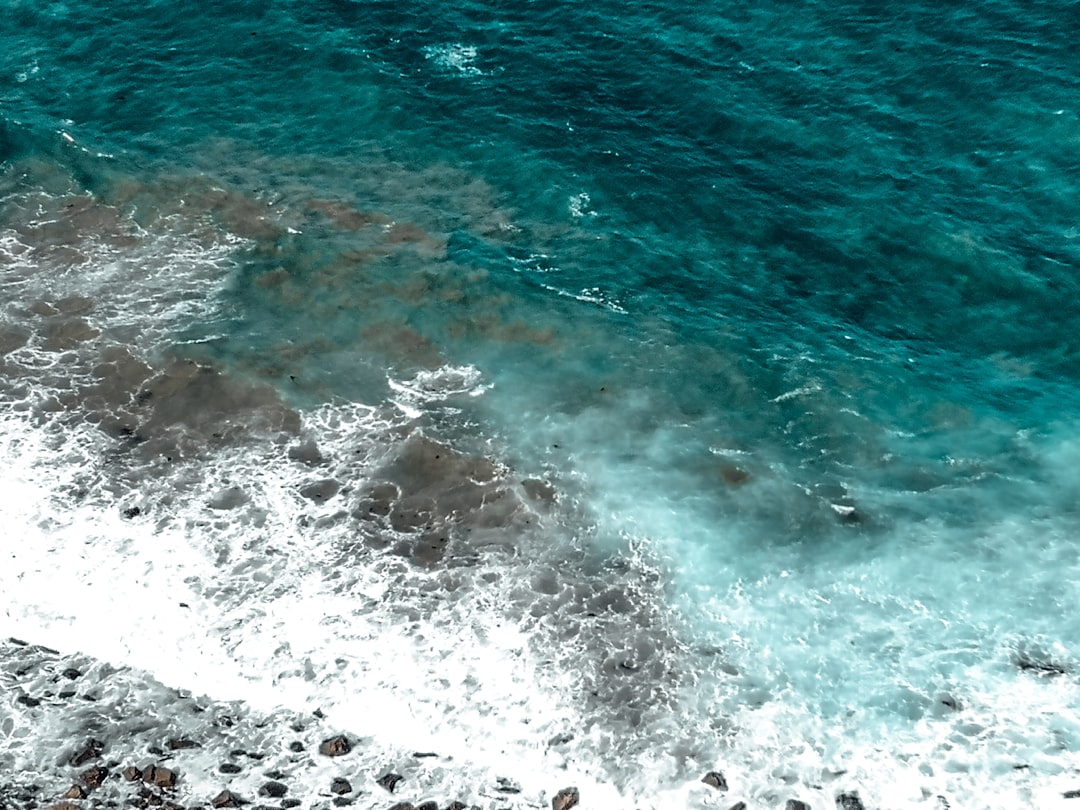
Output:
[{"xmin": 1, "ymin": 1, "xmax": 1079, "ymax": 807}]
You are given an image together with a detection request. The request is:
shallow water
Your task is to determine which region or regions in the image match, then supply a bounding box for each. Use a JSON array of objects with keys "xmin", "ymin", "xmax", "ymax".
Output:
[{"xmin": 2, "ymin": 1, "xmax": 1079, "ymax": 807}]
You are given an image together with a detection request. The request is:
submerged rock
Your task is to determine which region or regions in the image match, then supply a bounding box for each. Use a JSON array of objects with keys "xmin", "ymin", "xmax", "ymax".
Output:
[
  {"xmin": 69, "ymin": 738, "xmax": 104, "ymax": 766},
  {"xmin": 702, "ymin": 771, "xmax": 728, "ymax": 790},
  {"xmin": 79, "ymin": 765, "xmax": 109, "ymax": 787},
  {"xmin": 837, "ymin": 792, "xmax": 866, "ymax": 810},
  {"xmin": 259, "ymin": 781, "xmax": 288, "ymax": 797},
  {"xmin": 552, "ymin": 786, "xmax": 579, "ymax": 810},
  {"xmin": 377, "ymin": 773, "xmax": 404, "ymax": 792}
]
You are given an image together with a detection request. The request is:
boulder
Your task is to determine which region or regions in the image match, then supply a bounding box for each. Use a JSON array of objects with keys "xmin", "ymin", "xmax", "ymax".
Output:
[
  {"xmin": 319, "ymin": 735, "xmax": 352, "ymax": 757},
  {"xmin": 702, "ymin": 771, "xmax": 728, "ymax": 790},
  {"xmin": 212, "ymin": 790, "xmax": 244, "ymax": 808},
  {"xmin": 259, "ymin": 782, "xmax": 288, "ymax": 798},
  {"xmin": 80, "ymin": 765, "xmax": 109, "ymax": 787},
  {"xmin": 377, "ymin": 773, "xmax": 405, "ymax": 792},
  {"xmin": 837, "ymin": 792, "xmax": 865, "ymax": 810},
  {"xmin": 69, "ymin": 738, "xmax": 104, "ymax": 766},
  {"xmin": 331, "ymin": 778, "xmax": 352, "ymax": 795},
  {"xmin": 552, "ymin": 787, "xmax": 579, "ymax": 810}
]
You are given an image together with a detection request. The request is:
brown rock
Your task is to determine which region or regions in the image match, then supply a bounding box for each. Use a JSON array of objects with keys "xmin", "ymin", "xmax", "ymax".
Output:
[
  {"xmin": 212, "ymin": 790, "xmax": 243, "ymax": 808},
  {"xmin": 80, "ymin": 765, "xmax": 109, "ymax": 787},
  {"xmin": 702, "ymin": 771, "xmax": 729, "ymax": 790},
  {"xmin": 377, "ymin": 773, "xmax": 404, "ymax": 793},
  {"xmin": 142, "ymin": 765, "xmax": 178, "ymax": 789},
  {"xmin": 331, "ymin": 778, "xmax": 352, "ymax": 795},
  {"xmin": 45, "ymin": 804, "xmax": 80, "ymax": 810},
  {"xmin": 168, "ymin": 738, "xmax": 201, "ymax": 750},
  {"xmin": 69, "ymin": 738, "xmax": 104, "ymax": 766},
  {"xmin": 552, "ymin": 787, "xmax": 579, "ymax": 810},
  {"xmin": 123, "ymin": 766, "xmax": 142, "ymax": 781},
  {"xmin": 62, "ymin": 786, "xmax": 87, "ymax": 800},
  {"xmin": 319, "ymin": 735, "xmax": 352, "ymax": 757}
]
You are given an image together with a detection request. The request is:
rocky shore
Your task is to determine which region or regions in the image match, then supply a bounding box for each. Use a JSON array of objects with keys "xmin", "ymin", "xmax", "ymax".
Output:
[
  {"xmin": 0, "ymin": 638, "xmax": 902, "ymax": 810},
  {"xmin": 9, "ymin": 633, "xmax": 1077, "ymax": 809}
]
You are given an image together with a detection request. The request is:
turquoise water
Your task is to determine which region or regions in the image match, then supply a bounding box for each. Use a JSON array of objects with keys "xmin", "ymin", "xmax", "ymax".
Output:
[{"xmin": 2, "ymin": 1, "xmax": 1080, "ymax": 806}]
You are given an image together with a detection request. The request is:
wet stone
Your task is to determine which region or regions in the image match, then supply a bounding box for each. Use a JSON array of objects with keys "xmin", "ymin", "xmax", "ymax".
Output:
[
  {"xmin": 702, "ymin": 771, "xmax": 728, "ymax": 790},
  {"xmin": 168, "ymin": 738, "xmax": 201, "ymax": 750},
  {"xmin": 282, "ymin": 801, "xmax": 302, "ymax": 809},
  {"xmin": 786, "ymin": 801, "xmax": 811, "ymax": 810},
  {"xmin": 445, "ymin": 803, "xmax": 468, "ymax": 810},
  {"xmin": 61, "ymin": 667, "xmax": 82, "ymax": 680},
  {"xmin": 729, "ymin": 803, "xmax": 747, "ymax": 810},
  {"xmin": 377, "ymin": 773, "xmax": 404, "ymax": 793},
  {"xmin": 211, "ymin": 790, "xmax": 243, "ymax": 808},
  {"xmin": 258, "ymin": 782, "xmax": 287, "ymax": 798},
  {"xmin": 123, "ymin": 767, "xmax": 142, "ymax": 781},
  {"xmin": 80, "ymin": 765, "xmax": 109, "ymax": 787},
  {"xmin": 288, "ymin": 741, "xmax": 305, "ymax": 753},
  {"xmin": 331, "ymin": 778, "xmax": 352, "ymax": 795},
  {"xmin": 319, "ymin": 735, "xmax": 352, "ymax": 757},
  {"xmin": 416, "ymin": 803, "xmax": 439, "ymax": 810},
  {"xmin": 332, "ymin": 798, "xmax": 354, "ymax": 807},
  {"xmin": 552, "ymin": 787, "xmax": 579, "ymax": 810},
  {"xmin": 1063, "ymin": 788, "xmax": 1080, "ymax": 798},
  {"xmin": 143, "ymin": 766, "xmax": 177, "ymax": 789},
  {"xmin": 219, "ymin": 763, "xmax": 243, "ymax": 774},
  {"xmin": 837, "ymin": 791, "xmax": 865, "ymax": 810},
  {"xmin": 70, "ymin": 739, "xmax": 105, "ymax": 766},
  {"xmin": 62, "ymin": 785, "xmax": 87, "ymax": 800},
  {"xmin": 386, "ymin": 804, "xmax": 414, "ymax": 810}
]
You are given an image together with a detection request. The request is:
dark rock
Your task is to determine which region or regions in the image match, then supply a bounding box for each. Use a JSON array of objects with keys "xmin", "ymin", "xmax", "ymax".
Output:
[
  {"xmin": 412, "ymin": 751, "xmax": 439, "ymax": 758},
  {"xmin": 219, "ymin": 763, "xmax": 243, "ymax": 774},
  {"xmin": 786, "ymin": 801, "xmax": 811, "ymax": 810},
  {"xmin": 148, "ymin": 746, "xmax": 166, "ymax": 756},
  {"xmin": 386, "ymin": 805, "xmax": 414, "ymax": 810},
  {"xmin": 416, "ymin": 803, "xmax": 439, "ymax": 810},
  {"xmin": 61, "ymin": 668, "xmax": 82, "ymax": 680},
  {"xmin": 258, "ymin": 783, "xmax": 287, "ymax": 799},
  {"xmin": 123, "ymin": 767, "xmax": 142, "ymax": 781},
  {"xmin": 702, "ymin": 771, "xmax": 728, "ymax": 790},
  {"xmin": 1016, "ymin": 656, "xmax": 1069, "ymax": 676},
  {"xmin": 62, "ymin": 786, "xmax": 88, "ymax": 800},
  {"xmin": 330, "ymin": 779, "xmax": 352, "ymax": 795},
  {"xmin": 70, "ymin": 739, "xmax": 105, "ymax": 766},
  {"xmin": 837, "ymin": 791, "xmax": 865, "ymax": 810},
  {"xmin": 123, "ymin": 506, "xmax": 142, "ymax": 519},
  {"xmin": 80, "ymin": 766, "xmax": 109, "ymax": 787},
  {"xmin": 211, "ymin": 791, "xmax": 244, "ymax": 808},
  {"xmin": 262, "ymin": 771, "xmax": 286, "ymax": 781},
  {"xmin": 552, "ymin": 787, "xmax": 579, "ymax": 810},
  {"xmin": 444, "ymin": 803, "xmax": 468, "ymax": 810},
  {"xmin": 729, "ymin": 803, "xmax": 747, "ymax": 810},
  {"xmin": 282, "ymin": 801, "xmax": 302, "ymax": 809},
  {"xmin": 288, "ymin": 741, "xmax": 305, "ymax": 753},
  {"xmin": 15, "ymin": 694, "xmax": 41, "ymax": 707},
  {"xmin": 168, "ymin": 739, "xmax": 201, "ymax": 750},
  {"xmin": 1064, "ymin": 789, "xmax": 1080, "ymax": 799},
  {"xmin": 494, "ymin": 778, "xmax": 520, "ymax": 794},
  {"xmin": 936, "ymin": 693, "xmax": 961, "ymax": 712},
  {"xmin": 59, "ymin": 689, "xmax": 76, "ymax": 699},
  {"xmin": 332, "ymin": 799, "xmax": 354, "ymax": 807},
  {"xmin": 377, "ymin": 773, "xmax": 405, "ymax": 793},
  {"xmin": 142, "ymin": 766, "xmax": 177, "ymax": 789},
  {"xmin": 319, "ymin": 735, "xmax": 352, "ymax": 757}
]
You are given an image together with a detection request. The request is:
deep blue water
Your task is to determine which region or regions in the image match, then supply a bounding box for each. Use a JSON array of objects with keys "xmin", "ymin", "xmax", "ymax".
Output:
[{"xmin": 2, "ymin": 0, "xmax": 1080, "ymax": 805}]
